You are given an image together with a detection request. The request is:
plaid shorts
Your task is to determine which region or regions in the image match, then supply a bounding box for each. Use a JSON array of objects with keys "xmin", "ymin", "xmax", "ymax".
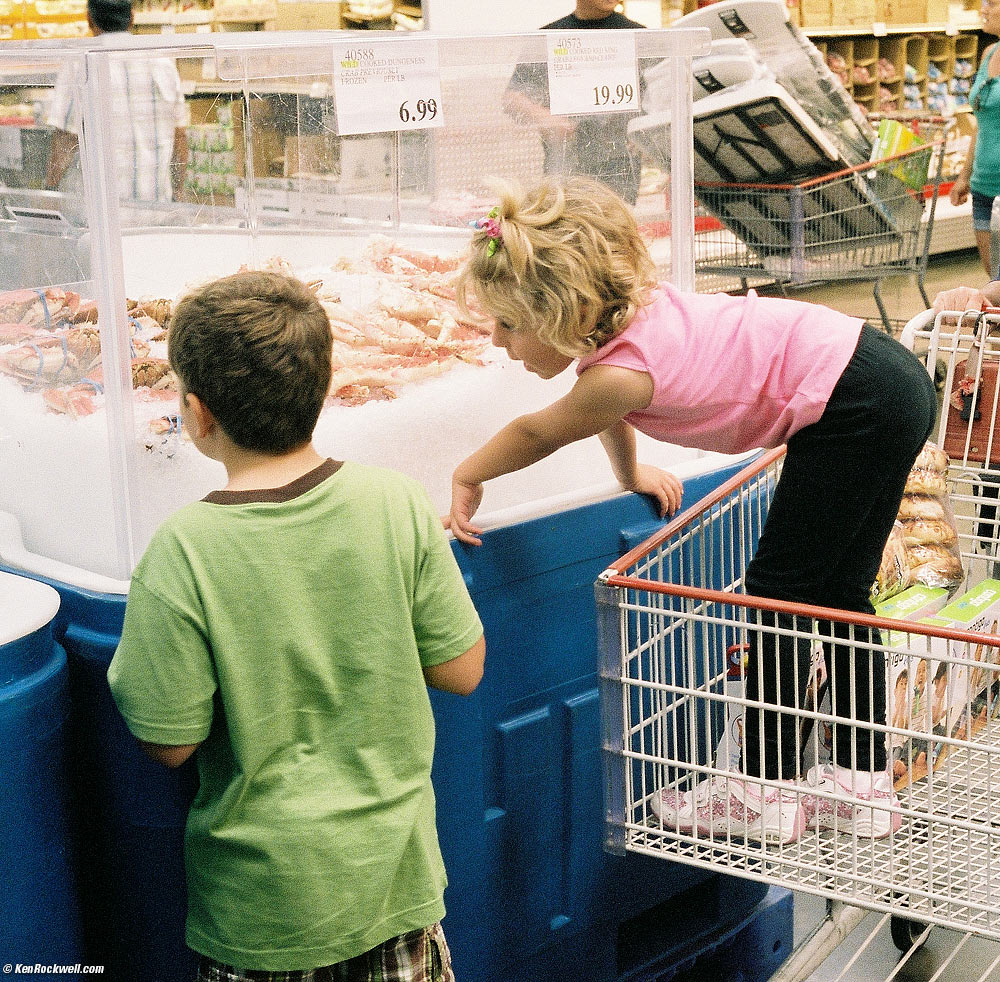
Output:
[{"xmin": 196, "ymin": 923, "xmax": 455, "ymax": 982}]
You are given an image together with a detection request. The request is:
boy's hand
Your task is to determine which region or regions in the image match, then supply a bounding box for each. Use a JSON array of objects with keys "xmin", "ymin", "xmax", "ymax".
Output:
[
  {"xmin": 623, "ymin": 464, "xmax": 683, "ymax": 519},
  {"xmin": 446, "ymin": 477, "xmax": 485, "ymax": 546}
]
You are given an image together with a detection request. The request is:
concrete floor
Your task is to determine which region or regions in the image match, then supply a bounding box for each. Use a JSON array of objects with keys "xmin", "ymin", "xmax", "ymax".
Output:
[
  {"xmin": 778, "ymin": 246, "xmax": 990, "ymax": 336},
  {"xmin": 793, "ymin": 892, "xmax": 1000, "ymax": 982},
  {"xmin": 779, "ymin": 247, "xmax": 1000, "ymax": 981}
]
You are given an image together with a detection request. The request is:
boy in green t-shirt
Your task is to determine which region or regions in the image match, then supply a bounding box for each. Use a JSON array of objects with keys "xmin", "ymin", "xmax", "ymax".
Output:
[{"xmin": 107, "ymin": 271, "xmax": 485, "ymax": 981}]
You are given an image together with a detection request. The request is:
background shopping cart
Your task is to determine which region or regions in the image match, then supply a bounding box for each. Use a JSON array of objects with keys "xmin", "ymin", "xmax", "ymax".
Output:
[
  {"xmin": 596, "ymin": 306, "xmax": 1000, "ymax": 978},
  {"xmin": 693, "ymin": 118, "xmax": 952, "ymax": 333}
]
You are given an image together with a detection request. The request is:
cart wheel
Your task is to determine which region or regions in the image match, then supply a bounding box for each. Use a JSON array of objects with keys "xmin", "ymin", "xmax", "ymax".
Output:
[{"xmin": 890, "ymin": 914, "xmax": 928, "ymax": 952}]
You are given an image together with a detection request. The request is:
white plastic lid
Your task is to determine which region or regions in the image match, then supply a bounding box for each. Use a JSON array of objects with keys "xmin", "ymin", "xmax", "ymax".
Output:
[{"xmin": 0, "ymin": 571, "xmax": 61, "ymax": 646}]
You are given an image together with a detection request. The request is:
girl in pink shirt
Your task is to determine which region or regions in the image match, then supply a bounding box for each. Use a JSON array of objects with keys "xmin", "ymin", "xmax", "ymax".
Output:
[{"xmin": 448, "ymin": 177, "xmax": 936, "ymax": 844}]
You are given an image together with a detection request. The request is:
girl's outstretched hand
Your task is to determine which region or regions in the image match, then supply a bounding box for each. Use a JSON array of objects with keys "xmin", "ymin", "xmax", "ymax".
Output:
[
  {"xmin": 625, "ymin": 464, "xmax": 683, "ymax": 519},
  {"xmin": 446, "ymin": 477, "xmax": 486, "ymax": 546}
]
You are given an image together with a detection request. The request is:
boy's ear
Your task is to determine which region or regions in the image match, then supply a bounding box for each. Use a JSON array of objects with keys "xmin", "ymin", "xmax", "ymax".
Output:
[{"xmin": 182, "ymin": 392, "xmax": 216, "ymax": 439}]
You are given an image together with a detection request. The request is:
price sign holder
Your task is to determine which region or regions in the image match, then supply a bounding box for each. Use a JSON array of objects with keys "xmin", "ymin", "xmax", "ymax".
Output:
[
  {"xmin": 333, "ymin": 38, "xmax": 445, "ymax": 136},
  {"xmin": 546, "ymin": 31, "xmax": 639, "ymax": 117}
]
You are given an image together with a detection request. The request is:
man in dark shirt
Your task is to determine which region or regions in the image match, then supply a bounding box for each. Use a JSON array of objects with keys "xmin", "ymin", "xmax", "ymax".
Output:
[{"xmin": 504, "ymin": 0, "xmax": 645, "ymax": 203}]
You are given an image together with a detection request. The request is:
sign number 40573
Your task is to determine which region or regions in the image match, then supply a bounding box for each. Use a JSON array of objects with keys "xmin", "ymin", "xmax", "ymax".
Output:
[{"xmin": 398, "ymin": 98, "xmax": 438, "ymax": 123}]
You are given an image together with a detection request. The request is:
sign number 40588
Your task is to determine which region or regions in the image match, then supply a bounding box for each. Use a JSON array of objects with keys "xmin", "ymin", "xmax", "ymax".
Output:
[{"xmin": 398, "ymin": 99, "xmax": 438, "ymax": 123}]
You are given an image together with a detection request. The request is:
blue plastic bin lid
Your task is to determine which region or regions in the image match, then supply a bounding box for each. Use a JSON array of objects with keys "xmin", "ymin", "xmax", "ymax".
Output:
[{"xmin": 0, "ymin": 571, "xmax": 60, "ymax": 645}]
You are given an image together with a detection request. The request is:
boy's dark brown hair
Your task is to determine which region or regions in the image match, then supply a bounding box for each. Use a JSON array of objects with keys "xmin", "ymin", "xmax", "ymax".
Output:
[{"xmin": 168, "ymin": 271, "xmax": 332, "ymax": 454}]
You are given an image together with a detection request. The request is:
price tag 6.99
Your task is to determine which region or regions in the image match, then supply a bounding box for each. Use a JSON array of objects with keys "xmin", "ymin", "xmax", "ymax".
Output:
[
  {"xmin": 546, "ymin": 31, "xmax": 638, "ymax": 117},
  {"xmin": 333, "ymin": 38, "xmax": 445, "ymax": 136}
]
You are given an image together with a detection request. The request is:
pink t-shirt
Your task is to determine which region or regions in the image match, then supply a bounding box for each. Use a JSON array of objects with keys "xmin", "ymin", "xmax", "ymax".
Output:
[{"xmin": 576, "ymin": 285, "xmax": 863, "ymax": 454}]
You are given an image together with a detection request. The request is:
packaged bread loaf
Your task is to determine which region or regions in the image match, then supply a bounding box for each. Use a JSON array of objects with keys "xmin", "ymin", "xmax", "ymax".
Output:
[
  {"xmin": 900, "ymin": 518, "xmax": 957, "ymax": 548},
  {"xmin": 897, "ymin": 493, "xmax": 945, "ymax": 523},
  {"xmin": 913, "ymin": 444, "xmax": 949, "ymax": 474},
  {"xmin": 904, "ymin": 468, "xmax": 948, "ymax": 497},
  {"xmin": 874, "ymin": 442, "xmax": 961, "ymax": 602},
  {"xmin": 907, "ymin": 542, "xmax": 964, "ymax": 587},
  {"xmin": 898, "ymin": 442, "xmax": 964, "ymax": 592},
  {"xmin": 872, "ymin": 520, "xmax": 910, "ymax": 605}
]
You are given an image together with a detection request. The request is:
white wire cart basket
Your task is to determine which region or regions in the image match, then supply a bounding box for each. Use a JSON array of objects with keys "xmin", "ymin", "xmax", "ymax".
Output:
[
  {"xmin": 596, "ymin": 338, "xmax": 1000, "ymax": 982},
  {"xmin": 692, "ymin": 118, "xmax": 952, "ymax": 332}
]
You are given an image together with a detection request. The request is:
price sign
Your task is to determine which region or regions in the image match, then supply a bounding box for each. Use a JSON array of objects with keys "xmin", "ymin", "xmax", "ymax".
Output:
[
  {"xmin": 546, "ymin": 32, "xmax": 639, "ymax": 117},
  {"xmin": 333, "ymin": 38, "xmax": 445, "ymax": 136}
]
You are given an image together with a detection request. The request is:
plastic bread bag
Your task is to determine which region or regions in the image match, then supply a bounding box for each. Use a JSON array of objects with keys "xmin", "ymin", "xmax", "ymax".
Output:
[
  {"xmin": 872, "ymin": 520, "xmax": 911, "ymax": 606},
  {"xmin": 899, "ymin": 443, "xmax": 965, "ymax": 593}
]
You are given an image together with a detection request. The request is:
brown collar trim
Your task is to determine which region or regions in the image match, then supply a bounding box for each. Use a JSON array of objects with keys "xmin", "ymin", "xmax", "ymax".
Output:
[{"xmin": 203, "ymin": 458, "xmax": 344, "ymax": 505}]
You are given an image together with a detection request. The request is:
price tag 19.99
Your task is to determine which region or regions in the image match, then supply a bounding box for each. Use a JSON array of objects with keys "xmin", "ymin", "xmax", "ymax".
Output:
[
  {"xmin": 546, "ymin": 31, "xmax": 638, "ymax": 117},
  {"xmin": 333, "ymin": 38, "xmax": 445, "ymax": 136}
]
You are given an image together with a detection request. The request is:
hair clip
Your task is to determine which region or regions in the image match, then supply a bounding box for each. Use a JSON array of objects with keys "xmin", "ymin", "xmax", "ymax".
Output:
[{"xmin": 470, "ymin": 207, "xmax": 502, "ymax": 257}]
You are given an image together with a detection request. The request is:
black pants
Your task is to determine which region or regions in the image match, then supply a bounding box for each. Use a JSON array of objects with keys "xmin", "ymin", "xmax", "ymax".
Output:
[{"xmin": 741, "ymin": 324, "xmax": 938, "ymax": 779}]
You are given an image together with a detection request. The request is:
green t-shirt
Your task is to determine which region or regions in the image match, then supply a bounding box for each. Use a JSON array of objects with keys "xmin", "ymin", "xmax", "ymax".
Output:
[{"xmin": 107, "ymin": 459, "xmax": 483, "ymax": 971}]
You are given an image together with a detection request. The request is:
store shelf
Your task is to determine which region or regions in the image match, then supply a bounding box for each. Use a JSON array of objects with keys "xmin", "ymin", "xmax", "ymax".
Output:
[
  {"xmin": 182, "ymin": 78, "xmax": 330, "ymax": 95},
  {"xmin": 132, "ymin": 9, "xmax": 215, "ymax": 24},
  {"xmin": 807, "ymin": 21, "xmax": 949, "ymax": 35}
]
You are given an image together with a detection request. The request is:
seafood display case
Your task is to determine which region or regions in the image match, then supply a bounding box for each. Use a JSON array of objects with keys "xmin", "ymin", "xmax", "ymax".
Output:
[
  {"xmin": 0, "ymin": 28, "xmax": 796, "ymax": 982},
  {"xmin": 0, "ymin": 28, "xmax": 720, "ymax": 587}
]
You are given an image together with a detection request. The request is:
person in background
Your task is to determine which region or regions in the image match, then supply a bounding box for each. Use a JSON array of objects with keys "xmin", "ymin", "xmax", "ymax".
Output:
[
  {"xmin": 948, "ymin": 0, "xmax": 1000, "ymax": 277},
  {"xmin": 933, "ymin": 281, "xmax": 1000, "ymax": 551},
  {"xmin": 502, "ymin": 0, "xmax": 645, "ymax": 204},
  {"xmin": 45, "ymin": 0, "xmax": 187, "ymax": 202},
  {"xmin": 108, "ymin": 271, "xmax": 485, "ymax": 981},
  {"xmin": 448, "ymin": 176, "xmax": 937, "ymax": 844}
]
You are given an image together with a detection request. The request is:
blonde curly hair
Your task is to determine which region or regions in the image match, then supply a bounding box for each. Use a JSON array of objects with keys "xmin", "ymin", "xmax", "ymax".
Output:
[{"xmin": 456, "ymin": 177, "xmax": 656, "ymax": 358}]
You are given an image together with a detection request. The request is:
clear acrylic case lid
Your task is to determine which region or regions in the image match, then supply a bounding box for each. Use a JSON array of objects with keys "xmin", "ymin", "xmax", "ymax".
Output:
[{"xmin": 0, "ymin": 27, "xmax": 708, "ymax": 587}]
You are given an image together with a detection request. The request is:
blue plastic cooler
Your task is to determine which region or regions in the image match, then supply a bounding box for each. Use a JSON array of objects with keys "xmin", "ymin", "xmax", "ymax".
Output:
[{"xmin": 0, "ymin": 570, "xmax": 83, "ymax": 965}]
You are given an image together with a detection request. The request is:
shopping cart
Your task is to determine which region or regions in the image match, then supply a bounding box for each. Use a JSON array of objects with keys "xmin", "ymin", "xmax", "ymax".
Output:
[
  {"xmin": 596, "ymin": 309, "xmax": 1000, "ymax": 980},
  {"xmin": 693, "ymin": 118, "xmax": 952, "ymax": 333}
]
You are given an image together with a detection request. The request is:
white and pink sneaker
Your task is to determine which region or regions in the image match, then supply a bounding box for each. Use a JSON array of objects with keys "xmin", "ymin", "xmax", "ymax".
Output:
[
  {"xmin": 650, "ymin": 775, "xmax": 807, "ymax": 845},
  {"xmin": 800, "ymin": 764, "xmax": 902, "ymax": 838}
]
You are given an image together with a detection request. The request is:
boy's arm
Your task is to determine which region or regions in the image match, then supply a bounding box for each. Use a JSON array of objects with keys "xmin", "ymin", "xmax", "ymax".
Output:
[
  {"xmin": 423, "ymin": 634, "xmax": 485, "ymax": 696},
  {"xmin": 139, "ymin": 740, "xmax": 202, "ymax": 768},
  {"xmin": 109, "ymin": 574, "xmax": 216, "ymax": 767}
]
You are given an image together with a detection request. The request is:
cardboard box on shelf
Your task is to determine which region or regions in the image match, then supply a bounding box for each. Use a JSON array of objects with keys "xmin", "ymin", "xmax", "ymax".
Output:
[
  {"xmin": 833, "ymin": 0, "xmax": 880, "ymax": 25},
  {"xmin": 190, "ymin": 94, "xmax": 281, "ymax": 180},
  {"xmin": 132, "ymin": 19, "xmax": 213, "ymax": 34},
  {"xmin": 284, "ymin": 134, "xmax": 337, "ymax": 178},
  {"xmin": 213, "ymin": 0, "xmax": 277, "ymax": 20},
  {"xmin": 882, "ymin": 0, "xmax": 927, "ymax": 22},
  {"xmin": 270, "ymin": 0, "xmax": 340, "ymax": 30},
  {"xmin": 798, "ymin": 0, "xmax": 832, "ymax": 27},
  {"xmin": 176, "ymin": 54, "xmax": 217, "ymax": 83}
]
